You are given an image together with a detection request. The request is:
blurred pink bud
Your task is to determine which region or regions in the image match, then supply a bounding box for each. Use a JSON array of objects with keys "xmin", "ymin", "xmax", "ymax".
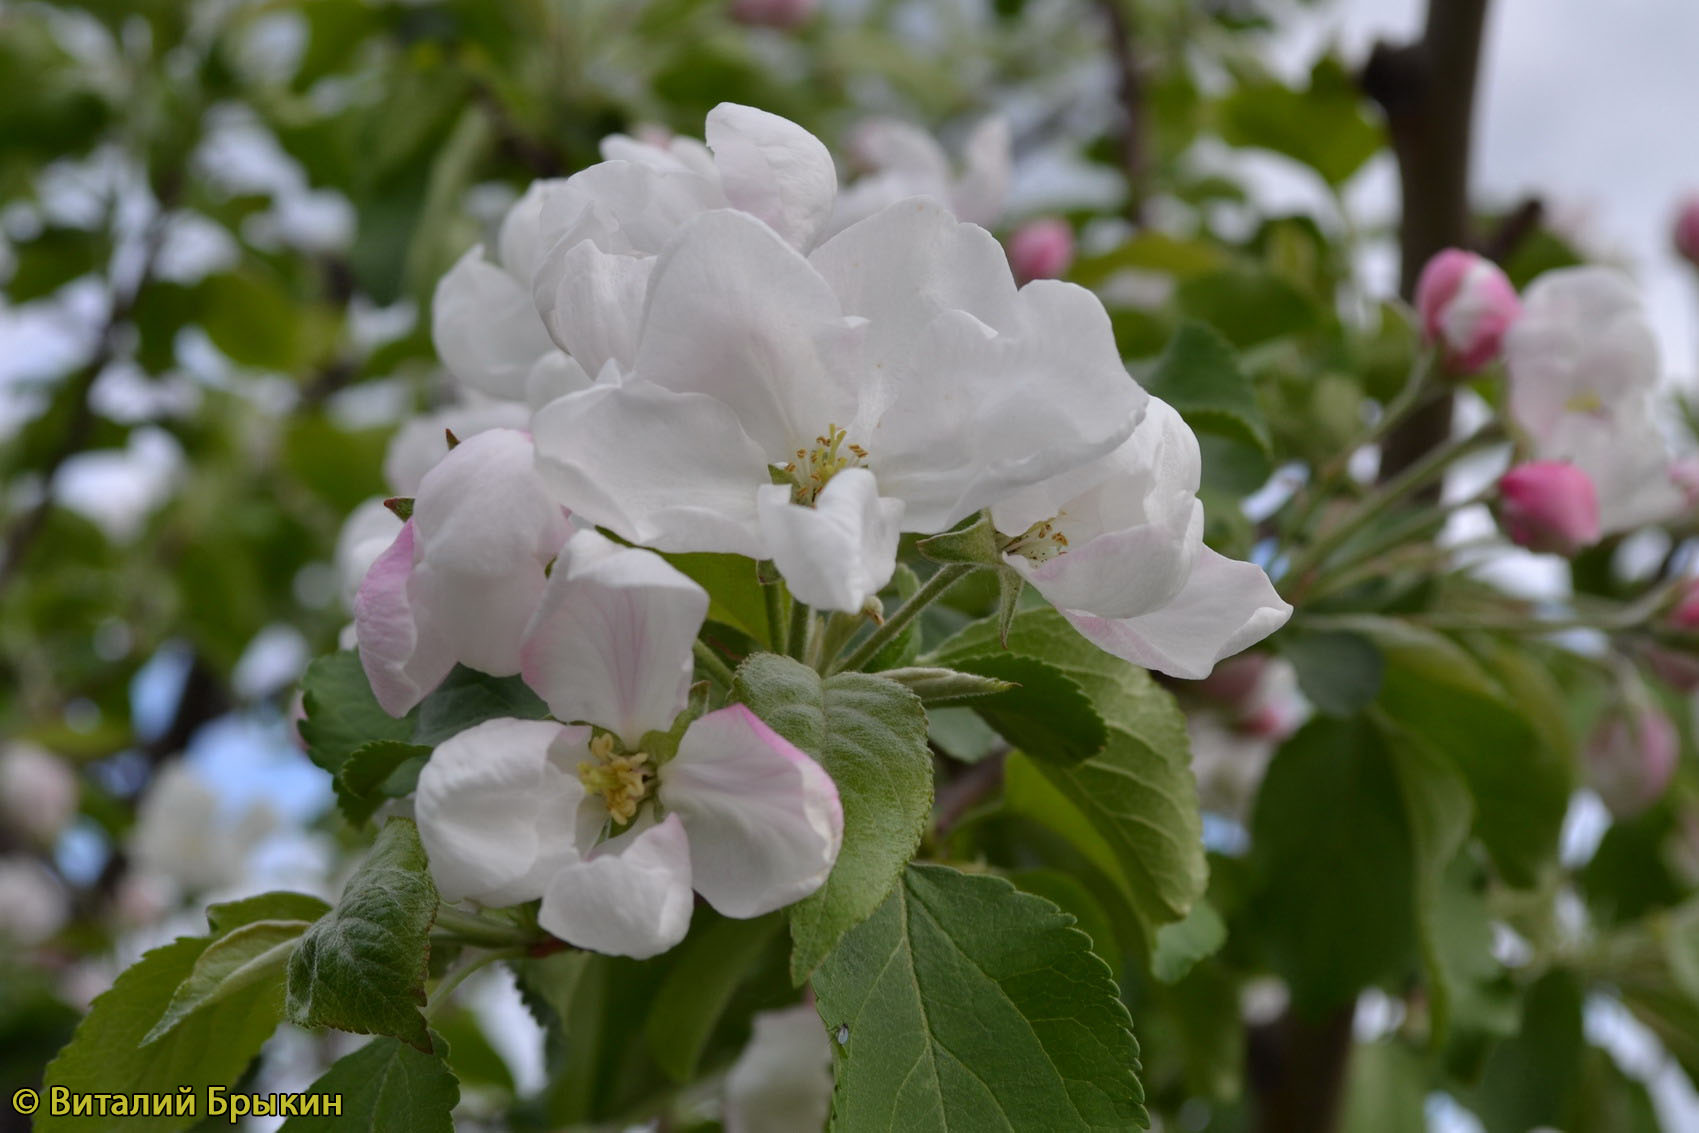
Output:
[
  {"xmin": 730, "ymin": 0, "xmax": 816, "ymax": 29},
  {"xmin": 1671, "ymin": 578, "xmax": 1699, "ymax": 630},
  {"xmin": 1674, "ymin": 196, "xmax": 1699, "ymax": 266},
  {"xmin": 1497, "ymin": 461, "xmax": 1601, "ymax": 555},
  {"xmin": 1587, "ymin": 707, "xmax": 1678, "ymax": 818},
  {"xmin": 1670, "ymin": 456, "xmax": 1699, "ymax": 508},
  {"xmin": 1007, "ymin": 217, "xmax": 1075, "ymax": 285},
  {"xmin": 1194, "ymin": 653, "xmax": 1268, "ymax": 707},
  {"xmin": 1414, "ymin": 248, "xmax": 1521, "ymax": 373}
]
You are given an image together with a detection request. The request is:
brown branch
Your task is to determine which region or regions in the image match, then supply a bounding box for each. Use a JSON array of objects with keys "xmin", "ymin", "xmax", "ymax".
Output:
[
  {"xmin": 1247, "ymin": 1005, "xmax": 1357, "ymax": 1133},
  {"xmin": 1095, "ymin": 0, "xmax": 1147, "ymax": 224},
  {"xmin": 1361, "ymin": 0, "xmax": 1493, "ymax": 485}
]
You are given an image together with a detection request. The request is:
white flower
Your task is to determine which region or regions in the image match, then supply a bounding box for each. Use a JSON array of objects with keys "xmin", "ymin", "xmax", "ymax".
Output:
[
  {"xmin": 382, "ymin": 399, "xmax": 535, "ymax": 495},
  {"xmin": 415, "ymin": 531, "xmax": 842, "ymax": 958},
  {"xmin": 723, "ymin": 1005, "xmax": 834, "ymax": 1133},
  {"xmin": 128, "ymin": 764, "xmax": 276, "ymax": 897},
  {"xmin": 831, "ymin": 117, "xmax": 1010, "ymax": 234},
  {"xmin": 533, "ymin": 199, "xmax": 1143, "ymax": 611},
  {"xmin": 333, "ymin": 497, "xmax": 402, "ymax": 611},
  {"xmin": 1505, "ymin": 267, "xmax": 1686, "ymax": 532},
  {"xmin": 356, "ymin": 428, "xmax": 572, "ymax": 716},
  {"xmin": 0, "ymin": 742, "xmax": 78, "ymax": 845},
  {"xmin": 529, "ymin": 103, "xmax": 839, "ymax": 380},
  {"xmin": 0, "ymin": 856, "xmax": 68, "ymax": 946},
  {"xmin": 991, "ymin": 398, "xmax": 1291, "ymax": 678}
]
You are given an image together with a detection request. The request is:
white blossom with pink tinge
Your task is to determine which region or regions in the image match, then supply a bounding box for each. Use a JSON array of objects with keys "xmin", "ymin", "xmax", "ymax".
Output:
[
  {"xmin": 991, "ymin": 398, "xmax": 1291, "ymax": 679},
  {"xmin": 415, "ymin": 530, "xmax": 842, "ymax": 959},
  {"xmin": 355, "ymin": 428, "xmax": 572, "ymax": 716}
]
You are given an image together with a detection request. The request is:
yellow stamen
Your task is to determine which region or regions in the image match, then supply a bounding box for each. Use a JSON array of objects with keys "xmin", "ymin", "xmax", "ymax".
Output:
[
  {"xmin": 578, "ymin": 733, "xmax": 654, "ymax": 825},
  {"xmin": 1002, "ymin": 516, "xmax": 1070, "ymax": 563},
  {"xmin": 781, "ymin": 424, "xmax": 867, "ymax": 505}
]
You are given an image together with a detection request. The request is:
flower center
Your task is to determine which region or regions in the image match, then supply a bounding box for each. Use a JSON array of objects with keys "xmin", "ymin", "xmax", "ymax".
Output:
[
  {"xmin": 1002, "ymin": 515, "xmax": 1070, "ymax": 563},
  {"xmin": 578, "ymin": 733, "xmax": 655, "ymax": 825},
  {"xmin": 781, "ymin": 424, "xmax": 867, "ymax": 506},
  {"xmin": 1564, "ymin": 390, "xmax": 1605, "ymax": 415}
]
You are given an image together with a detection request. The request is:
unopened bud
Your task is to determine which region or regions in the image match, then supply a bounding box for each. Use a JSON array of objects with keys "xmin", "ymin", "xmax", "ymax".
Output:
[
  {"xmin": 1414, "ymin": 248, "xmax": 1521, "ymax": 373},
  {"xmin": 1497, "ymin": 461, "xmax": 1600, "ymax": 555},
  {"xmin": 1586, "ymin": 706, "xmax": 1677, "ymax": 818},
  {"xmin": 1007, "ymin": 217, "xmax": 1075, "ymax": 285},
  {"xmin": 730, "ymin": 0, "xmax": 816, "ymax": 29},
  {"xmin": 1674, "ymin": 196, "xmax": 1699, "ymax": 267},
  {"xmin": 1670, "ymin": 578, "xmax": 1699, "ymax": 631}
]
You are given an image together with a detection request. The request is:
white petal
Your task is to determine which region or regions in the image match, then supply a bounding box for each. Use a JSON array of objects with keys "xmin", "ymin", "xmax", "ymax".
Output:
[
  {"xmin": 757, "ymin": 469, "xmax": 902, "ymax": 613},
  {"xmin": 531, "ymin": 378, "xmax": 769, "ymax": 556},
  {"xmin": 382, "ymin": 400, "xmax": 532, "ymax": 496},
  {"xmin": 496, "ymin": 178, "xmax": 574, "ymax": 285},
  {"xmin": 1011, "ymin": 503, "xmax": 1201, "ymax": 620},
  {"xmin": 431, "ymin": 246, "xmax": 557, "ymax": 401},
  {"xmin": 415, "ymin": 718, "xmax": 587, "ymax": 906},
  {"xmin": 411, "ymin": 429, "xmax": 572, "ymax": 676},
  {"xmin": 948, "ymin": 116, "xmax": 1011, "ymax": 226},
  {"xmin": 706, "ymin": 103, "xmax": 838, "ymax": 251},
  {"xmin": 870, "ymin": 281, "xmax": 1145, "ymax": 531},
  {"xmin": 1506, "ymin": 266, "xmax": 1659, "ymax": 439},
  {"xmin": 535, "ymin": 161, "xmax": 726, "ymax": 257},
  {"xmin": 633, "ymin": 209, "xmax": 859, "ymax": 452},
  {"xmin": 532, "ymin": 239, "xmax": 653, "ymax": 374},
  {"xmin": 335, "ymin": 497, "xmax": 403, "ymax": 609},
  {"xmin": 524, "ymin": 351, "xmax": 595, "ymax": 412},
  {"xmin": 520, "ymin": 529, "xmax": 708, "ymax": 743},
  {"xmin": 538, "ymin": 812, "xmax": 695, "ymax": 958},
  {"xmin": 353, "ymin": 521, "xmax": 456, "ymax": 716},
  {"xmin": 724, "ymin": 1005, "xmax": 835, "ymax": 1133},
  {"xmin": 1058, "ymin": 548, "xmax": 1292, "ymax": 679},
  {"xmin": 1542, "ymin": 408, "xmax": 1686, "ymax": 533},
  {"xmin": 662, "ymin": 705, "xmax": 843, "ymax": 918}
]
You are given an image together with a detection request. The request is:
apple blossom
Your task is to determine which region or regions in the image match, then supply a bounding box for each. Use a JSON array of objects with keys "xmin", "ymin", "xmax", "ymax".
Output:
[
  {"xmin": 533, "ymin": 199, "xmax": 1144, "ymax": 611},
  {"xmin": 0, "ymin": 741, "xmax": 78, "ymax": 845},
  {"xmin": 989, "ymin": 398, "xmax": 1291, "ymax": 678},
  {"xmin": 1413, "ymin": 248, "xmax": 1520, "ymax": 374},
  {"xmin": 0, "ymin": 856, "xmax": 68, "ymax": 947},
  {"xmin": 416, "ymin": 530, "xmax": 842, "ymax": 958},
  {"xmin": 1504, "ymin": 266, "xmax": 1685, "ymax": 533},
  {"xmin": 831, "ymin": 116, "xmax": 1010, "ymax": 233},
  {"xmin": 1586, "ymin": 705, "xmax": 1678, "ymax": 819},
  {"xmin": 356, "ymin": 428, "xmax": 572, "ymax": 716},
  {"xmin": 333, "ymin": 497, "xmax": 403, "ymax": 610},
  {"xmin": 382, "ymin": 399, "xmax": 534, "ymax": 494},
  {"xmin": 1007, "ymin": 216, "xmax": 1076, "ymax": 285},
  {"xmin": 1496, "ymin": 461, "xmax": 1601, "ymax": 555},
  {"xmin": 127, "ymin": 764, "xmax": 277, "ymax": 897},
  {"xmin": 1675, "ymin": 195, "xmax": 1699, "ymax": 267},
  {"xmin": 723, "ymin": 1005, "xmax": 834, "ymax": 1133}
]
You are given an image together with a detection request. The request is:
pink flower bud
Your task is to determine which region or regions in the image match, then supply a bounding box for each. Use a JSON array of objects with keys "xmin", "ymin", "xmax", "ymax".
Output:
[
  {"xmin": 1497, "ymin": 461, "xmax": 1601, "ymax": 555},
  {"xmin": 1414, "ymin": 248, "xmax": 1521, "ymax": 373},
  {"xmin": 1674, "ymin": 196, "xmax": 1699, "ymax": 267},
  {"xmin": 1671, "ymin": 578, "xmax": 1699, "ymax": 630},
  {"xmin": 1587, "ymin": 707, "xmax": 1677, "ymax": 818},
  {"xmin": 1007, "ymin": 217, "xmax": 1075, "ymax": 285},
  {"xmin": 730, "ymin": 0, "xmax": 816, "ymax": 29}
]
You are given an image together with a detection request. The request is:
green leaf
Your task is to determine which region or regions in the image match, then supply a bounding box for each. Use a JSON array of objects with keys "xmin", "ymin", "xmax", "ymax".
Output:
[
  {"xmin": 666, "ymin": 551, "xmax": 771, "ymax": 645},
  {"xmin": 1471, "ymin": 971, "xmax": 1584, "ymax": 1133},
  {"xmin": 1217, "ymin": 55, "xmax": 1383, "ymax": 186},
  {"xmin": 732, "ymin": 654, "xmax": 933, "ymax": 983},
  {"xmin": 931, "ymin": 608, "xmax": 1206, "ymax": 930},
  {"xmin": 298, "ymin": 651, "xmax": 416, "ymax": 776},
  {"xmin": 6, "ymin": 226, "xmax": 105, "ymax": 302},
  {"xmin": 286, "ymin": 818, "xmax": 438, "ymax": 1051},
  {"xmin": 1281, "ymin": 630, "xmax": 1384, "ymax": 717},
  {"xmin": 643, "ymin": 912, "xmax": 783, "ymax": 1082},
  {"xmin": 411, "ymin": 665, "xmax": 548, "ymax": 747},
  {"xmin": 812, "ymin": 864, "xmax": 1147, "ymax": 1131},
  {"xmin": 1070, "ymin": 232, "xmax": 1229, "ymax": 289},
  {"xmin": 1340, "ymin": 1041, "xmax": 1428, "ymax": 1133},
  {"xmin": 144, "ymin": 919, "xmax": 310, "ymax": 1043},
  {"xmin": 928, "ymin": 652, "xmax": 1106, "ymax": 765},
  {"xmin": 205, "ymin": 891, "xmax": 331, "ymax": 937},
  {"xmin": 39, "ymin": 937, "xmax": 282, "ymax": 1132},
  {"xmin": 334, "ymin": 739, "xmax": 432, "ymax": 825},
  {"xmin": 1249, "ymin": 716, "xmax": 1415, "ymax": 1010},
  {"xmin": 1175, "ymin": 268, "xmax": 1319, "ymax": 348},
  {"xmin": 1141, "ymin": 321, "xmax": 1271, "ymax": 455},
  {"xmin": 866, "ymin": 563, "xmax": 924, "ymax": 672},
  {"xmin": 277, "ymin": 1034, "xmax": 460, "ymax": 1133},
  {"xmin": 1150, "ymin": 900, "xmax": 1227, "ymax": 985},
  {"xmin": 199, "ymin": 268, "xmax": 309, "ymax": 371},
  {"xmin": 1363, "ymin": 620, "xmax": 1569, "ymax": 886}
]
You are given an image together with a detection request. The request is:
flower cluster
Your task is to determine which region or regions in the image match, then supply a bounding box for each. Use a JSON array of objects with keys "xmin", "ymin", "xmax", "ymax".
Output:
[{"xmin": 346, "ymin": 104, "xmax": 1290, "ymax": 956}]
